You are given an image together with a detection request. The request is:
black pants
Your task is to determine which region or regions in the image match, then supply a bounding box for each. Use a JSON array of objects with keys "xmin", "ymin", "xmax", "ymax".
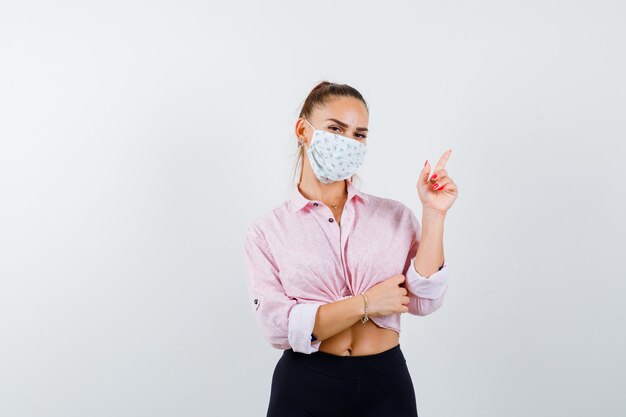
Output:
[{"xmin": 266, "ymin": 343, "xmax": 419, "ymax": 417}]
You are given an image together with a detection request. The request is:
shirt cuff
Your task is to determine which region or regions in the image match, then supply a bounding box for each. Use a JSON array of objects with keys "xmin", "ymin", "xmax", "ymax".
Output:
[
  {"xmin": 288, "ymin": 302, "xmax": 324, "ymax": 354},
  {"xmin": 405, "ymin": 257, "xmax": 449, "ymax": 299}
]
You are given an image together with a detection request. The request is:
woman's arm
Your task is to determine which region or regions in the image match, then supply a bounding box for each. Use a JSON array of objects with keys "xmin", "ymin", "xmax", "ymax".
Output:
[
  {"xmin": 245, "ymin": 223, "xmax": 385, "ymax": 351},
  {"xmin": 311, "ymin": 295, "xmax": 366, "ymax": 342},
  {"xmin": 402, "ymin": 206, "xmax": 449, "ymax": 316},
  {"xmin": 414, "ymin": 209, "xmax": 446, "ymax": 276},
  {"xmin": 402, "ymin": 150, "xmax": 457, "ymax": 315},
  {"xmin": 244, "ymin": 224, "xmax": 325, "ymax": 354}
]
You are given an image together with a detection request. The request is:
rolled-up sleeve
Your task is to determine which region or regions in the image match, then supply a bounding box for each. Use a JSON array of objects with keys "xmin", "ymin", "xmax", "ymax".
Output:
[
  {"xmin": 402, "ymin": 208, "xmax": 449, "ymax": 316},
  {"xmin": 243, "ymin": 224, "xmax": 324, "ymax": 354}
]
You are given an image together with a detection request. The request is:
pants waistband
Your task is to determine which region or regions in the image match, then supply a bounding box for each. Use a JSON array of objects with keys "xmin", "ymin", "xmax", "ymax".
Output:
[{"xmin": 282, "ymin": 343, "xmax": 406, "ymax": 380}]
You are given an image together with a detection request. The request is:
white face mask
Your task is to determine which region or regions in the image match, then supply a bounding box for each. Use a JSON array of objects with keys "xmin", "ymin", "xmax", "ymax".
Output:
[{"xmin": 301, "ymin": 118, "xmax": 367, "ymax": 184}]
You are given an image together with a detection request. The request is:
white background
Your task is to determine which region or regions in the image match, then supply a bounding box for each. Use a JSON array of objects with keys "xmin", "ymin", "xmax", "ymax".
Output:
[{"xmin": 1, "ymin": 1, "xmax": 625, "ymax": 416}]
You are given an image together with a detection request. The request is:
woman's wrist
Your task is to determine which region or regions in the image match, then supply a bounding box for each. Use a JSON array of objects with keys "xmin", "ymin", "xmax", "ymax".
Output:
[
  {"xmin": 360, "ymin": 292, "xmax": 369, "ymax": 324},
  {"xmin": 422, "ymin": 208, "xmax": 446, "ymax": 224},
  {"xmin": 346, "ymin": 293, "xmax": 369, "ymax": 322}
]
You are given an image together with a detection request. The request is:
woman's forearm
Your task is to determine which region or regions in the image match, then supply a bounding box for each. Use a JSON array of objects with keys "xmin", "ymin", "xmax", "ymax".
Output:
[
  {"xmin": 311, "ymin": 295, "xmax": 365, "ymax": 341},
  {"xmin": 414, "ymin": 208, "xmax": 446, "ymax": 277}
]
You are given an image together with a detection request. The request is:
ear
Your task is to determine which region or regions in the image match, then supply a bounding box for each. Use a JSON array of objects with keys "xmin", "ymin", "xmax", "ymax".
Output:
[{"xmin": 294, "ymin": 119, "xmax": 304, "ymax": 142}]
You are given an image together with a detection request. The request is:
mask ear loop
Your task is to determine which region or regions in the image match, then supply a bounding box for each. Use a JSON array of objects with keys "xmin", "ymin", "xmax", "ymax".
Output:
[
  {"xmin": 300, "ymin": 118, "xmax": 315, "ymax": 149},
  {"xmin": 303, "ymin": 118, "xmax": 315, "ymax": 130}
]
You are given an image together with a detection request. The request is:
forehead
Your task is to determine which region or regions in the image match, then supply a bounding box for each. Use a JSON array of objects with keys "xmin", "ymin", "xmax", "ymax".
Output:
[{"xmin": 313, "ymin": 96, "xmax": 369, "ymax": 126}]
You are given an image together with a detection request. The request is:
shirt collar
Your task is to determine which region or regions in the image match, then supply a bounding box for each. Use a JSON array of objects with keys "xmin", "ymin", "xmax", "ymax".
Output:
[{"xmin": 289, "ymin": 179, "xmax": 370, "ymax": 213}]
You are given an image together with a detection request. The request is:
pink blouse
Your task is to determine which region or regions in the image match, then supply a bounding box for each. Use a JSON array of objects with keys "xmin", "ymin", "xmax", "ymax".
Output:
[{"xmin": 243, "ymin": 179, "xmax": 449, "ymax": 354}]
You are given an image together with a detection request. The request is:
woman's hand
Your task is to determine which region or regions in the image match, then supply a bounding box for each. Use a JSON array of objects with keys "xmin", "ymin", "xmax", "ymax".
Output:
[
  {"xmin": 362, "ymin": 274, "xmax": 411, "ymax": 317},
  {"xmin": 418, "ymin": 148, "xmax": 458, "ymax": 215}
]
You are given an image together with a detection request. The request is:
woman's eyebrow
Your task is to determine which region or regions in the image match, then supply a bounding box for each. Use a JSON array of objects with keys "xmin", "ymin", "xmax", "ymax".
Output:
[{"xmin": 326, "ymin": 118, "xmax": 369, "ymax": 132}]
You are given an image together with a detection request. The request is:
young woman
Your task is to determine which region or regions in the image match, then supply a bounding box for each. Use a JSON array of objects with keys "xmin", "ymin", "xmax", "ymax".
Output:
[{"xmin": 243, "ymin": 81, "xmax": 458, "ymax": 417}]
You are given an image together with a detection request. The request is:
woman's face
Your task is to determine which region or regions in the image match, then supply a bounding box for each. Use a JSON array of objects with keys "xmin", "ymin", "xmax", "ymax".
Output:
[{"xmin": 297, "ymin": 96, "xmax": 369, "ymax": 147}]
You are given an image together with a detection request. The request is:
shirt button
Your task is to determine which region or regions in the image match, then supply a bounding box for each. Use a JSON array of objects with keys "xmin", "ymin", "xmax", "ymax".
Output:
[
  {"xmin": 329, "ymin": 218, "xmax": 334, "ymax": 222},
  {"xmin": 313, "ymin": 202, "xmax": 319, "ymax": 206}
]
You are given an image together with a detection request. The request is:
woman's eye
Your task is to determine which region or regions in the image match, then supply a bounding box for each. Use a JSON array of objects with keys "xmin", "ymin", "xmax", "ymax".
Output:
[{"xmin": 328, "ymin": 126, "xmax": 366, "ymax": 139}]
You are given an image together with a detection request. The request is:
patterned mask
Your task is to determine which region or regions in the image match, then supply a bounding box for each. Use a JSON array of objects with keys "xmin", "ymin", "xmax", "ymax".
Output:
[{"xmin": 302, "ymin": 118, "xmax": 367, "ymax": 184}]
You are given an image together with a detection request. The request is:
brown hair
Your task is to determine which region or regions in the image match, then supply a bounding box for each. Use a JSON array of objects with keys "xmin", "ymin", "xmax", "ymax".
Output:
[{"xmin": 293, "ymin": 81, "xmax": 369, "ymax": 186}]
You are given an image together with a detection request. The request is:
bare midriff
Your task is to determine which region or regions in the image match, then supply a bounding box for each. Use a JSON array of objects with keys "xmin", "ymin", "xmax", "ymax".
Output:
[{"xmin": 318, "ymin": 318, "xmax": 399, "ymax": 357}]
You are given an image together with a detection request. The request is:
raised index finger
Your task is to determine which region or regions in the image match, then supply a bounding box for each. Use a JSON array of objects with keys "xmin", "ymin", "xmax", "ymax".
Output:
[{"xmin": 433, "ymin": 148, "xmax": 452, "ymax": 173}]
